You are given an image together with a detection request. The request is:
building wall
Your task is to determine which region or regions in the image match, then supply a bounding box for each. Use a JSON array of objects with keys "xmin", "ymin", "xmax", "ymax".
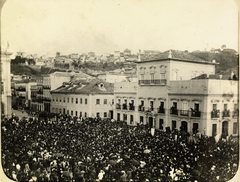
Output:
[{"xmin": 51, "ymin": 93, "xmax": 114, "ymax": 118}]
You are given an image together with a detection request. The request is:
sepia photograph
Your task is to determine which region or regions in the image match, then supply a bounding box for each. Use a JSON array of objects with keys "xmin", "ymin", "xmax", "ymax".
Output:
[{"xmin": 0, "ymin": 0, "xmax": 239, "ymax": 181}]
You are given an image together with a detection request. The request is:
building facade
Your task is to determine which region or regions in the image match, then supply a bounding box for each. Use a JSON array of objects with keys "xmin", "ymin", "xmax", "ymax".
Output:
[{"xmin": 50, "ymin": 80, "xmax": 114, "ymax": 119}]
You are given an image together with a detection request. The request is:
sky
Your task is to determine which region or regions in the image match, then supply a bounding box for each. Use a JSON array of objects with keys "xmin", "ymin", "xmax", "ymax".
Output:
[{"xmin": 1, "ymin": 0, "xmax": 239, "ymax": 58}]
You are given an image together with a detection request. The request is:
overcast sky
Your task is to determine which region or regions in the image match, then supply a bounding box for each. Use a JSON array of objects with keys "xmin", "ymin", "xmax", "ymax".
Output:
[{"xmin": 1, "ymin": 0, "xmax": 238, "ymax": 57}]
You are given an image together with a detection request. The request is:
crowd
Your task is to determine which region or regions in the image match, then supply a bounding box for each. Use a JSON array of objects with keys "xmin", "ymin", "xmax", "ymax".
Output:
[{"xmin": 1, "ymin": 112, "xmax": 239, "ymax": 182}]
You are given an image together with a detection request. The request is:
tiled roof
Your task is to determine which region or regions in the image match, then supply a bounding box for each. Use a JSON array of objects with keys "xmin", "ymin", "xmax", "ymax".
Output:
[
  {"xmin": 140, "ymin": 50, "xmax": 210, "ymax": 63},
  {"xmin": 51, "ymin": 79, "xmax": 114, "ymax": 94}
]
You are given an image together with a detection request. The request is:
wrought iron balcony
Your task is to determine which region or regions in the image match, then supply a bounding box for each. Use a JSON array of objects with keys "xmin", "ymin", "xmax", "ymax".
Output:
[
  {"xmin": 170, "ymin": 108, "xmax": 178, "ymax": 115},
  {"xmin": 116, "ymin": 104, "xmax": 121, "ymax": 109},
  {"xmin": 122, "ymin": 104, "xmax": 128, "ymax": 110},
  {"xmin": 129, "ymin": 104, "xmax": 135, "ymax": 111},
  {"xmin": 191, "ymin": 111, "xmax": 201, "ymax": 117},
  {"xmin": 158, "ymin": 107, "xmax": 165, "ymax": 114},
  {"xmin": 232, "ymin": 109, "xmax": 239, "ymax": 118},
  {"xmin": 138, "ymin": 79, "xmax": 167, "ymax": 85},
  {"xmin": 222, "ymin": 110, "xmax": 230, "ymax": 118},
  {"xmin": 138, "ymin": 105, "xmax": 145, "ymax": 111},
  {"xmin": 180, "ymin": 110, "xmax": 189, "ymax": 116},
  {"xmin": 211, "ymin": 110, "xmax": 220, "ymax": 118}
]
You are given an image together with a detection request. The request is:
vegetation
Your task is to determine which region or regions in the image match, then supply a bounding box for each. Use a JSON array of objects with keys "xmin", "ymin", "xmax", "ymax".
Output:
[{"xmin": 11, "ymin": 56, "xmax": 35, "ymax": 65}]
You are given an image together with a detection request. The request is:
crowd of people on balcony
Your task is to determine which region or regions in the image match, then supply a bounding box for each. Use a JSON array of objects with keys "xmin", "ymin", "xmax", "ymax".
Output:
[{"xmin": 1, "ymin": 111, "xmax": 239, "ymax": 182}]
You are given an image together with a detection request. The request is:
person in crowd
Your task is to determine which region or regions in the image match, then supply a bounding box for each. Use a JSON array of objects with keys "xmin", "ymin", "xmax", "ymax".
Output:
[{"xmin": 1, "ymin": 112, "xmax": 239, "ymax": 182}]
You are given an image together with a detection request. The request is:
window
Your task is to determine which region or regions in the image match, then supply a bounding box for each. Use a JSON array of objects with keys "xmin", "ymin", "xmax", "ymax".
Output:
[
  {"xmin": 97, "ymin": 112, "xmax": 100, "ymax": 117},
  {"xmin": 130, "ymin": 115, "xmax": 133, "ymax": 124},
  {"xmin": 96, "ymin": 99, "xmax": 100, "ymax": 105},
  {"xmin": 52, "ymin": 97, "xmax": 55, "ymax": 102},
  {"xmin": 172, "ymin": 120, "xmax": 176, "ymax": 130},
  {"xmin": 123, "ymin": 114, "xmax": 127, "ymax": 121},
  {"xmin": 85, "ymin": 99, "xmax": 87, "ymax": 104},
  {"xmin": 71, "ymin": 110, "xmax": 73, "ymax": 115},
  {"xmin": 141, "ymin": 75, "xmax": 144, "ymax": 80},
  {"xmin": 182, "ymin": 101, "xmax": 188, "ymax": 110},
  {"xmin": 63, "ymin": 98, "xmax": 65, "ymax": 102},
  {"xmin": 59, "ymin": 97, "xmax": 61, "ymax": 102},
  {"xmin": 56, "ymin": 97, "xmax": 58, "ymax": 102},
  {"xmin": 141, "ymin": 100, "xmax": 144, "ymax": 106},
  {"xmin": 80, "ymin": 98, "xmax": 82, "ymax": 104},
  {"xmin": 104, "ymin": 99, "xmax": 107, "ymax": 104},
  {"xmin": 85, "ymin": 112, "xmax": 87, "ymax": 117},
  {"xmin": 59, "ymin": 109, "xmax": 62, "ymax": 113},
  {"xmin": 63, "ymin": 108, "xmax": 65, "ymax": 114},
  {"xmin": 71, "ymin": 98, "xmax": 73, "ymax": 103},
  {"xmin": 194, "ymin": 103, "xmax": 199, "ymax": 111},
  {"xmin": 233, "ymin": 122, "xmax": 238, "ymax": 134},
  {"xmin": 80, "ymin": 112, "xmax": 82, "ymax": 117},
  {"xmin": 76, "ymin": 98, "xmax": 78, "ymax": 104},
  {"xmin": 117, "ymin": 113, "xmax": 120, "ymax": 121},
  {"xmin": 75, "ymin": 111, "xmax": 78, "ymax": 116},
  {"xmin": 159, "ymin": 119, "xmax": 164, "ymax": 130},
  {"xmin": 112, "ymin": 99, "xmax": 114, "ymax": 104},
  {"xmin": 213, "ymin": 104, "xmax": 217, "ymax": 110},
  {"xmin": 212, "ymin": 124, "xmax": 217, "ymax": 137},
  {"xmin": 104, "ymin": 112, "xmax": 107, "ymax": 117},
  {"xmin": 140, "ymin": 116, "xmax": 144, "ymax": 123},
  {"xmin": 67, "ymin": 98, "xmax": 69, "ymax": 103},
  {"xmin": 150, "ymin": 101, "xmax": 154, "ymax": 110},
  {"xmin": 224, "ymin": 104, "xmax": 227, "ymax": 110},
  {"xmin": 150, "ymin": 74, "xmax": 154, "ymax": 83},
  {"xmin": 67, "ymin": 110, "xmax": 69, "ymax": 115},
  {"xmin": 160, "ymin": 73, "xmax": 165, "ymax": 79}
]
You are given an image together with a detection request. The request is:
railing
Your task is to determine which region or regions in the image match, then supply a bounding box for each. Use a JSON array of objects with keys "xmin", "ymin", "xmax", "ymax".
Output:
[
  {"xmin": 122, "ymin": 104, "xmax": 128, "ymax": 110},
  {"xmin": 37, "ymin": 90, "xmax": 43, "ymax": 94},
  {"xmin": 43, "ymin": 97, "xmax": 51, "ymax": 102},
  {"xmin": 158, "ymin": 108, "xmax": 165, "ymax": 114},
  {"xmin": 138, "ymin": 79, "xmax": 167, "ymax": 85},
  {"xmin": 170, "ymin": 109, "xmax": 178, "ymax": 115},
  {"xmin": 180, "ymin": 110, "xmax": 189, "ymax": 116},
  {"xmin": 191, "ymin": 111, "xmax": 201, "ymax": 117},
  {"xmin": 19, "ymin": 95, "xmax": 25, "ymax": 98},
  {"xmin": 232, "ymin": 110, "xmax": 239, "ymax": 118},
  {"xmin": 138, "ymin": 105, "xmax": 145, "ymax": 111},
  {"xmin": 16, "ymin": 88, "xmax": 26, "ymax": 91},
  {"xmin": 43, "ymin": 85, "xmax": 51, "ymax": 89},
  {"xmin": 116, "ymin": 104, "xmax": 121, "ymax": 109},
  {"xmin": 211, "ymin": 110, "xmax": 220, "ymax": 118},
  {"xmin": 129, "ymin": 105, "xmax": 135, "ymax": 111},
  {"xmin": 222, "ymin": 110, "xmax": 230, "ymax": 118}
]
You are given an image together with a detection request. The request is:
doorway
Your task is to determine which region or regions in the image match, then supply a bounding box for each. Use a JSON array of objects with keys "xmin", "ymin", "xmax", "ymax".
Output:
[{"xmin": 181, "ymin": 121, "xmax": 188, "ymax": 132}]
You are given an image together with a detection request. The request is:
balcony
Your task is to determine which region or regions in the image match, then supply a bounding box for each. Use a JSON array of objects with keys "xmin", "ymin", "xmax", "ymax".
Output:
[
  {"xmin": 116, "ymin": 104, "xmax": 121, "ymax": 109},
  {"xmin": 191, "ymin": 111, "xmax": 201, "ymax": 117},
  {"xmin": 16, "ymin": 87, "xmax": 26, "ymax": 91},
  {"xmin": 129, "ymin": 104, "xmax": 135, "ymax": 111},
  {"xmin": 170, "ymin": 108, "xmax": 178, "ymax": 115},
  {"xmin": 43, "ymin": 97, "xmax": 51, "ymax": 102},
  {"xmin": 138, "ymin": 79, "xmax": 167, "ymax": 85},
  {"xmin": 122, "ymin": 104, "xmax": 128, "ymax": 110},
  {"xmin": 43, "ymin": 85, "xmax": 51, "ymax": 89},
  {"xmin": 232, "ymin": 110, "xmax": 239, "ymax": 118},
  {"xmin": 158, "ymin": 107, "xmax": 165, "ymax": 114},
  {"xmin": 211, "ymin": 110, "xmax": 220, "ymax": 118},
  {"xmin": 145, "ymin": 107, "xmax": 154, "ymax": 112},
  {"xmin": 222, "ymin": 110, "xmax": 230, "ymax": 118},
  {"xmin": 37, "ymin": 90, "xmax": 43, "ymax": 94},
  {"xmin": 180, "ymin": 110, "xmax": 189, "ymax": 116},
  {"xmin": 138, "ymin": 105, "xmax": 145, "ymax": 111}
]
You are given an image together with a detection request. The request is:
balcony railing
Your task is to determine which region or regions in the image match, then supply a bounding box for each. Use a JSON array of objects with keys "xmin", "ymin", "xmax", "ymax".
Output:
[
  {"xmin": 122, "ymin": 104, "xmax": 128, "ymax": 110},
  {"xmin": 43, "ymin": 97, "xmax": 51, "ymax": 102},
  {"xmin": 37, "ymin": 90, "xmax": 43, "ymax": 94},
  {"xmin": 16, "ymin": 88, "xmax": 26, "ymax": 91},
  {"xmin": 129, "ymin": 104, "xmax": 135, "ymax": 111},
  {"xmin": 232, "ymin": 110, "xmax": 239, "ymax": 118},
  {"xmin": 138, "ymin": 79, "xmax": 167, "ymax": 85},
  {"xmin": 170, "ymin": 108, "xmax": 178, "ymax": 115},
  {"xmin": 191, "ymin": 111, "xmax": 201, "ymax": 117},
  {"xmin": 180, "ymin": 110, "xmax": 189, "ymax": 116},
  {"xmin": 211, "ymin": 110, "xmax": 220, "ymax": 118},
  {"xmin": 116, "ymin": 104, "xmax": 121, "ymax": 109},
  {"xmin": 43, "ymin": 85, "xmax": 51, "ymax": 89},
  {"xmin": 158, "ymin": 108, "xmax": 165, "ymax": 114},
  {"xmin": 138, "ymin": 105, "xmax": 145, "ymax": 111},
  {"xmin": 19, "ymin": 95, "xmax": 25, "ymax": 99},
  {"xmin": 222, "ymin": 110, "xmax": 230, "ymax": 118},
  {"xmin": 145, "ymin": 107, "xmax": 154, "ymax": 112}
]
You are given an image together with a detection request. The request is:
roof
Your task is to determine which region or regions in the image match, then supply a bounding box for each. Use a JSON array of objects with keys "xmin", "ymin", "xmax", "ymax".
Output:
[
  {"xmin": 50, "ymin": 79, "xmax": 114, "ymax": 95},
  {"xmin": 191, "ymin": 74, "xmax": 232, "ymax": 80},
  {"xmin": 137, "ymin": 50, "xmax": 217, "ymax": 65}
]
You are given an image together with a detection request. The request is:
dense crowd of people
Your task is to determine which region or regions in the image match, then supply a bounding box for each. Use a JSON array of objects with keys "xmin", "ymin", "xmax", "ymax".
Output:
[{"xmin": 1, "ymin": 112, "xmax": 239, "ymax": 182}]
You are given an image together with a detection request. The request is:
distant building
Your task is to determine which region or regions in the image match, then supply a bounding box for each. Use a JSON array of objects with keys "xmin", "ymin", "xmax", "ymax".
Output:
[{"xmin": 124, "ymin": 49, "xmax": 131, "ymax": 57}]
